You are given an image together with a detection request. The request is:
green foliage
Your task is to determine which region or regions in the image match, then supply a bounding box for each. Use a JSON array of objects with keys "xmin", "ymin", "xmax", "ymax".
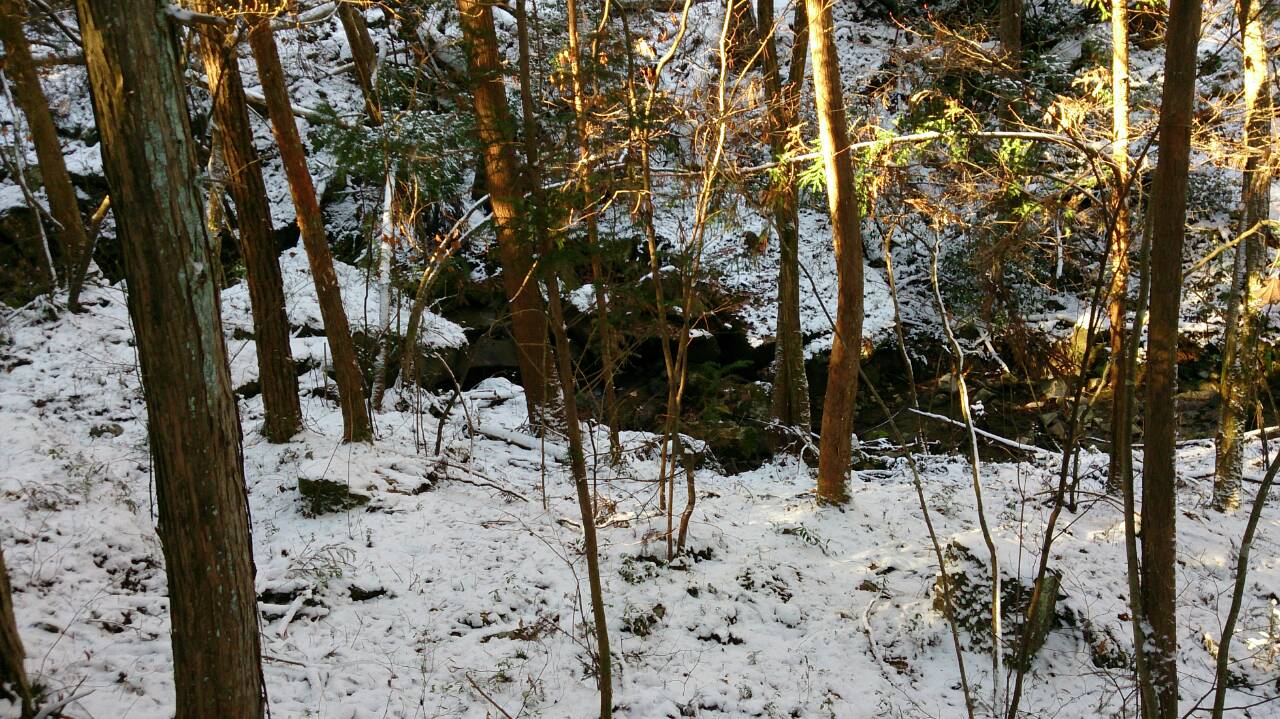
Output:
[{"xmin": 309, "ymin": 68, "xmax": 472, "ymax": 207}]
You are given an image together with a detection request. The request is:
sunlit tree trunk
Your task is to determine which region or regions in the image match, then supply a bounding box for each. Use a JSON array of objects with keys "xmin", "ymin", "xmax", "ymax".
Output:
[
  {"xmin": 194, "ymin": 7, "xmax": 303, "ymax": 442},
  {"xmin": 1213, "ymin": 0, "xmax": 1272, "ymax": 513},
  {"xmin": 0, "ymin": 0, "xmax": 90, "ymax": 310},
  {"xmin": 77, "ymin": 1, "xmax": 265, "ymax": 715},
  {"xmin": 759, "ymin": 0, "xmax": 810, "ymax": 439},
  {"xmin": 805, "ymin": 0, "xmax": 863, "ymax": 504},
  {"xmin": 247, "ymin": 16, "xmax": 373, "ymax": 443},
  {"xmin": 0, "ymin": 546, "xmax": 33, "ymax": 718},
  {"xmin": 456, "ymin": 0, "xmax": 554, "ymax": 423},
  {"xmin": 1105, "ymin": 0, "xmax": 1131, "ymax": 495},
  {"xmin": 1142, "ymin": 0, "xmax": 1201, "ymax": 714}
]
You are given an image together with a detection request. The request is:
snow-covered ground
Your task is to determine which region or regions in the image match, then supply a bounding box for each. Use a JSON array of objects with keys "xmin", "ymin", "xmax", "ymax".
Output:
[{"xmin": 4, "ymin": 269, "xmax": 1280, "ymax": 718}]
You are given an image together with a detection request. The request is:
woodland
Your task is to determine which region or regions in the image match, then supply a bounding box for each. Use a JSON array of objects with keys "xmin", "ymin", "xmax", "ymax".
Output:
[{"xmin": 0, "ymin": 0, "xmax": 1277, "ymax": 716}]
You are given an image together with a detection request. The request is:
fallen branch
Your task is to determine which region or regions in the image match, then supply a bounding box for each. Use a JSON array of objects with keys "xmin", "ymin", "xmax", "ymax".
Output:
[
  {"xmin": 475, "ymin": 423, "xmax": 568, "ymax": 460},
  {"xmin": 908, "ymin": 407, "xmax": 1051, "ymax": 456}
]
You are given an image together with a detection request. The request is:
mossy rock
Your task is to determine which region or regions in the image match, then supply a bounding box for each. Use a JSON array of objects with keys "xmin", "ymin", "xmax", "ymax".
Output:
[{"xmin": 298, "ymin": 477, "xmax": 369, "ymax": 517}]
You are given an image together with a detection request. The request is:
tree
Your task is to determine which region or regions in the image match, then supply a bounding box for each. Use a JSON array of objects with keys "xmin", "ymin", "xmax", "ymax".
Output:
[
  {"xmin": 566, "ymin": 0, "xmax": 622, "ymax": 460},
  {"xmin": 805, "ymin": 0, "xmax": 863, "ymax": 504},
  {"xmin": 247, "ymin": 14, "xmax": 373, "ymax": 443},
  {"xmin": 0, "ymin": 0, "xmax": 91, "ymax": 310},
  {"xmin": 759, "ymin": 0, "xmax": 810, "ymax": 440},
  {"xmin": 1142, "ymin": 0, "xmax": 1201, "ymax": 714},
  {"xmin": 999, "ymin": 0, "xmax": 1023, "ymax": 64},
  {"xmin": 0, "ymin": 546, "xmax": 33, "ymax": 718},
  {"xmin": 338, "ymin": 2, "xmax": 381, "ymax": 124},
  {"xmin": 76, "ymin": 0, "xmax": 265, "ymax": 714},
  {"xmin": 194, "ymin": 1, "xmax": 303, "ymax": 442},
  {"xmin": 1106, "ymin": 0, "xmax": 1132, "ymax": 495},
  {"xmin": 455, "ymin": 0, "xmax": 555, "ymax": 424},
  {"xmin": 1213, "ymin": 0, "xmax": 1273, "ymax": 512}
]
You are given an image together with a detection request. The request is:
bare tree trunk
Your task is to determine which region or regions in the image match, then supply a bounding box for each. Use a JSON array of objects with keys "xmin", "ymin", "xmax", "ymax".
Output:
[
  {"xmin": 337, "ymin": 2, "xmax": 381, "ymax": 123},
  {"xmin": 456, "ymin": 0, "xmax": 554, "ymax": 424},
  {"xmin": 1211, "ymin": 443, "xmax": 1280, "ymax": 716},
  {"xmin": 204, "ymin": 120, "xmax": 228, "ymax": 290},
  {"xmin": 0, "ymin": 0, "xmax": 90, "ymax": 310},
  {"xmin": 1142, "ymin": 0, "xmax": 1202, "ymax": 714},
  {"xmin": 760, "ymin": 0, "xmax": 811, "ymax": 441},
  {"xmin": 77, "ymin": 1, "xmax": 265, "ymax": 715},
  {"xmin": 998, "ymin": 0, "xmax": 1022, "ymax": 64},
  {"xmin": 371, "ymin": 169, "xmax": 395, "ymax": 410},
  {"xmin": 1105, "ymin": 0, "xmax": 1131, "ymax": 495},
  {"xmin": 195, "ymin": 8, "xmax": 303, "ymax": 442},
  {"xmin": 544, "ymin": 269, "xmax": 614, "ymax": 719},
  {"xmin": 1213, "ymin": 0, "xmax": 1272, "ymax": 513},
  {"xmin": 805, "ymin": 0, "xmax": 863, "ymax": 505},
  {"xmin": 248, "ymin": 16, "xmax": 373, "ymax": 443},
  {"xmin": 0, "ymin": 546, "xmax": 33, "ymax": 718},
  {"xmin": 566, "ymin": 0, "xmax": 622, "ymax": 462}
]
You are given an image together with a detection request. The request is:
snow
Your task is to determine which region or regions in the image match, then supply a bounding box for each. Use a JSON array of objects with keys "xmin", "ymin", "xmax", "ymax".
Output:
[
  {"xmin": 5, "ymin": 278, "xmax": 1280, "ymax": 718},
  {"xmin": 4, "ymin": 1, "xmax": 1280, "ymax": 717}
]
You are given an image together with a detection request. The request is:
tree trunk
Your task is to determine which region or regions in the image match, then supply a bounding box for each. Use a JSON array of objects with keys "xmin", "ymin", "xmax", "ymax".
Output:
[
  {"xmin": 999, "ymin": 0, "xmax": 1022, "ymax": 64},
  {"xmin": 0, "ymin": 546, "xmax": 33, "ymax": 718},
  {"xmin": 76, "ymin": 1, "xmax": 265, "ymax": 715},
  {"xmin": 544, "ymin": 269, "xmax": 614, "ymax": 718},
  {"xmin": 195, "ymin": 9, "xmax": 303, "ymax": 442},
  {"xmin": 759, "ymin": 0, "xmax": 810, "ymax": 438},
  {"xmin": 371, "ymin": 169, "xmax": 395, "ymax": 409},
  {"xmin": 805, "ymin": 0, "xmax": 863, "ymax": 504},
  {"xmin": 456, "ymin": 0, "xmax": 554, "ymax": 424},
  {"xmin": 1105, "ymin": 0, "xmax": 1131, "ymax": 495},
  {"xmin": 566, "ymin": 0, "xmax": 621, "ymax": 460},
  {"xmin": 0, "ymin": 0, "xmax": 91, "ymax": 310},
  {"xmin": 247, "ymin": 16, "xmax": 373, "ymax": 443},
  {"xmin": 337, "ymin": 2, "xmax": 381, "ymax": 123},
  {"xmin": 204, "ymin": 120, "xmax": 228, "ymax": 290},
  {"xmin": 1213, "ymin": 0, "xmax": 1272, "ymax": 513},
  {"xmin": 1142, "ymin": 0, "xmax": 1201, "ymax": 714}
]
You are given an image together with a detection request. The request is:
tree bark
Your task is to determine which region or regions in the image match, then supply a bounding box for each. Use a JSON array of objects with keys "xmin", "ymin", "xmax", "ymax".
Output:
[
  {"xmin": 805, "ymin": 0, "xmax": 863, "ymax": 504},
  {"xmin": 76, "ymin": 1, "xmax": 265, "ymax": 715},
  {"xmin": 456, "ymin": 0, "xmax": 554, "ymax": 423},
  {"xmin": 759, "ymin": 0, "xmax": 810, "ymax": 438},
  {"xmin": 337, "ymin": 2, "xmax": 381, "ymax": 123},
  {"xmin": 0, "ymin": 0, "xmax": 91, "ymax": 310},
  {"xmin": 1213, "ymin": 0, "xmax": 1272, "ymax": 513},
  {"xmin": 1105, "ymin": 0, "xmax": 1131, "ymax": 495},
  {"xmin": 1142, "ymin": 0, "xmax": 1201, "ymax": 714},
  {"xmin": 544, "ymin": 270, "xmax": 614, "ymax": 718},
  {"xmin": 999, "ymin": 0, "xmax": 1022, "ymax": 64},
  {"xmin": 0, "ymin": 546, "xmax": 33, "ymax": 718},
  {"xmin": 247, "ymin": 16, "xmax": 373, "ymax": 443},
  {"xmin": 195, "ymin": 9, "xmax": 303, "ymax": 442}
]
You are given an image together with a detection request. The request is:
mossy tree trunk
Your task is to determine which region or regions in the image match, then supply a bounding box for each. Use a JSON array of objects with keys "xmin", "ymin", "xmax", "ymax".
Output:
[
  {"xmin": 77, "ymin": 1, "xmax": 266, "ymax": 714},
  {"xmin": 1213, "ymin": 0, "xmax": 1273, "ymax": 513},
  {"xmin": 759, "ymin": 0, "xmax": 811, "ymax": 440}
]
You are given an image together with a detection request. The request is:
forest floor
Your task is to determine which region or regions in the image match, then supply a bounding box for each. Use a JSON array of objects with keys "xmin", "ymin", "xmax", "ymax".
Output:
[{"xmin": 4, "ymin": 268, "xmax": 1280, "ymax": 719}]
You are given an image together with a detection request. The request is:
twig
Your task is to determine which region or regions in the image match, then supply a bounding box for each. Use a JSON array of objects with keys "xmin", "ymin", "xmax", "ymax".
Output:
[{"xmin": 465, "ymin": 673, "xmax": 516, "ymax": 719}]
